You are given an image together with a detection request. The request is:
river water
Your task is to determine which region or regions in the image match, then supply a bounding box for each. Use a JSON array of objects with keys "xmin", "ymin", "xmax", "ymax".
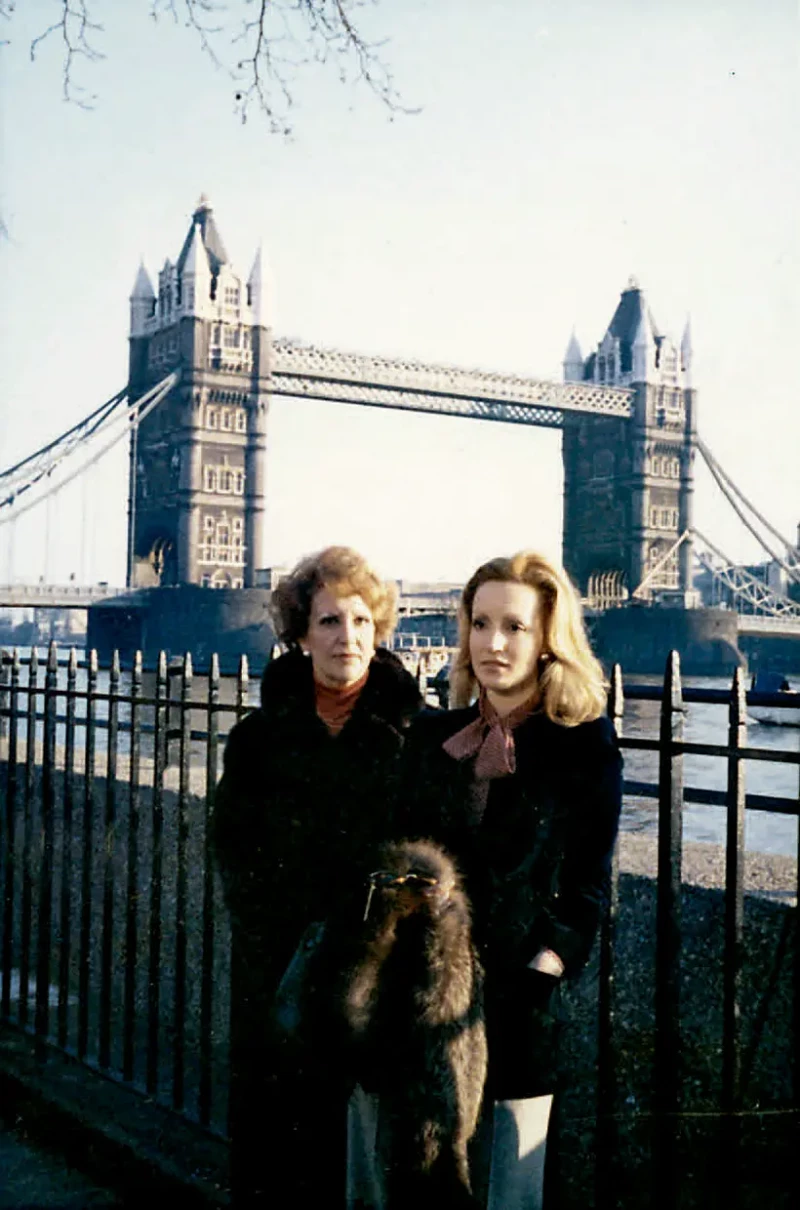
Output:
[
  {"xmin": 620, "ymin": 674, "xmax": 799, "ymax": 858},
  {"xmin": 2, "ymin": 656, "xmax": 798, "ymax": 859}
]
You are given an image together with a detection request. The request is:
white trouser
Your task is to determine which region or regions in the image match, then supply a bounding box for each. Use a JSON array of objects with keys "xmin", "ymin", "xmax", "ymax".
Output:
[
  {"xmin": 484, "ymin": 1095, "xmax": 553, "ymax": 1210},
  {"xmin": 346, "ymin": 1085, "xmax": 385, "ymax": 1209},
  {"xmin": 346, "ymin": 1086, "xmax": 553, "ymax": 1210}
]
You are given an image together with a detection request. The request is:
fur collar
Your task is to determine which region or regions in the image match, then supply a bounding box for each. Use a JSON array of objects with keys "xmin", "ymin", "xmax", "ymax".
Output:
[{"xmin": 260, "ymin": 646, "xmax": 422, "ymax": 731}]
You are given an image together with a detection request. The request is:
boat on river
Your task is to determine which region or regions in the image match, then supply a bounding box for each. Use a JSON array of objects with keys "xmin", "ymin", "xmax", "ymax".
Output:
[{"xmin": 748, "ymin": 671, "xmax": 800, "ymax": 728}]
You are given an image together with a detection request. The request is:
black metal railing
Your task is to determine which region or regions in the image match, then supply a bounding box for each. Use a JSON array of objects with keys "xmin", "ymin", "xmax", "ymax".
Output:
[
  {"xmin": 0, "ymin": 644, "xmax": 251, "ymax": 1134},
  {"xmin": 1, "ymin": 644, "xmax": 798, "ymax": 1205}
]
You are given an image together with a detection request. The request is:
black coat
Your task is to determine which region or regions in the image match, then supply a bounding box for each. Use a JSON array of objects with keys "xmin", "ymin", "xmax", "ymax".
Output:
[
  {"xmin": 211, "ymin": 647, "xmax": 422, "ymax": 1205},
  {"xmin": 400, "ymin": 706, "xmax": 623, "ymax": 1098},
  {"xmin": 212, "ymin": 645, "xmax": 423, "ymax": 984}
]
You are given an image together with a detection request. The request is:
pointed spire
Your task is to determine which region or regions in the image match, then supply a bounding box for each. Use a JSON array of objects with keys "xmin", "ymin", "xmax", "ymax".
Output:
[
  {"xmin": 182, "ymin": 223, "xmax": 211, "ymax": 281},
  {"xmin": 131, "ymin": 262, "xmax": 155, "ymax": 300},
  {"xmin": 563, "ymin": 330, "xmax": 583, "ymax": 382},
  {"xmin": 130, "ymin": 262, "xmax": 156, "ymax": 335},
  {"xmin": 247, "ymin": 245, "xmax": 273, "ymax": 328}
]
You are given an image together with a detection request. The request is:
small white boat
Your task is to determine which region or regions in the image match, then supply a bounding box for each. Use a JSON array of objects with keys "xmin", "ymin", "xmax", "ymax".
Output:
[{"xmin": 748, "ymin": 672, "xmax": 800, "ymax": 728}]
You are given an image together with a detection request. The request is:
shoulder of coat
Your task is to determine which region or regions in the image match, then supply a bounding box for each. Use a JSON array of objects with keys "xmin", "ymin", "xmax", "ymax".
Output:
[
  {"xmin": 359, "ymin": 648, "xmax": 423, "ymax": 727},
  {"xmin": 408, "ymin": 704, "xmax": 478, "ymax": 746}
]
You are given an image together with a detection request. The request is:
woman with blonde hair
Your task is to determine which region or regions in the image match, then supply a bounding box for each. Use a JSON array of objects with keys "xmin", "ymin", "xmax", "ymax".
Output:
[
  {"xmin": 212, "ymin": 545, "xmax": 422, "ymax": 1207},
  {"xmin": 402, "ymin": 551, "xmax": 622, "ymax": 1209}
]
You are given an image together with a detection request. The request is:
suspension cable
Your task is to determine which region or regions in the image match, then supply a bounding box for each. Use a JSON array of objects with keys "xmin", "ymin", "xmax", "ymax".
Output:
[
  {"xmin": 0, "ymin": 387, "xmax": 127, "ymax": 484},
  {"xmin": 697, "ymin": 442, "xmax": 800, "ymax": 586},
  {"xmin": 691, "ymin": 528, "xmax": 800, "ymax": 615},
  {"xmin": 0, "ymin": 373, "xmax": 179, "ymax": 527},
  {"xmin": 698, "ymin": 440, "xmax": 799, "ymax": 557}
]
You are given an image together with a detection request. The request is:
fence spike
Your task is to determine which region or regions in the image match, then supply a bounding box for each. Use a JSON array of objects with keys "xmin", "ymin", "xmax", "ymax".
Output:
[
  {"xmin": 47, "ymin": 641, "xmax": 58, "ymax": 673},
  {"xmin": 608, "ymin": 663, "xmax": 624, "ymax": 733},
  {"xmin": 730, "ymin": 664, "xmax": 746, "ymax": 726},
  {"xmin": 68, "ymin": 646, "xmax": 77, "ymax": 674}
]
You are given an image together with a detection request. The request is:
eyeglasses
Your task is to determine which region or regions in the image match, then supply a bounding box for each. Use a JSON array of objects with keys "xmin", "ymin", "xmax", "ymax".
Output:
[{"xmin": 363, "ymin": 869, "xmax": 439, "ymax": 921}]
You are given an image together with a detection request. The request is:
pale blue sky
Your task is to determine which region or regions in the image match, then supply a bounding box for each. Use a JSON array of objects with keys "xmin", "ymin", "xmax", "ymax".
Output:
[{"xmin": 1, "ymin": 0, "xmax": 797, "ymax": 585}]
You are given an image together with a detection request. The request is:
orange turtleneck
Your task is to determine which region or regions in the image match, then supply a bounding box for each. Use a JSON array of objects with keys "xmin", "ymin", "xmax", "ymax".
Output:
[{"xmin": 314, "ymin": 668, "xmax": 370, "ymax": 736}]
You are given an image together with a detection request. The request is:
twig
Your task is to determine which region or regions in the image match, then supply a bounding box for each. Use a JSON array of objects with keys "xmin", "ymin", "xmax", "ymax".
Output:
[{"xmin": 29, "ymin": 0, "xmax": 104, "ymax": 108}]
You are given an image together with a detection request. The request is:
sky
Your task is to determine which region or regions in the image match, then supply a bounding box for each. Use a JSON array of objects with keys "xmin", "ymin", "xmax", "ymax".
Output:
[{"xmin": 1, "ymin": 0, "xmax": 797, "ymax": 587}]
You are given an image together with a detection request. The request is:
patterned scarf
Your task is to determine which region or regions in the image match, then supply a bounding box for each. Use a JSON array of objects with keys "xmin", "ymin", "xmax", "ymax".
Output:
[{"xmin": 442, "ymin": 688, "xmax": 537, "ymax": 780}]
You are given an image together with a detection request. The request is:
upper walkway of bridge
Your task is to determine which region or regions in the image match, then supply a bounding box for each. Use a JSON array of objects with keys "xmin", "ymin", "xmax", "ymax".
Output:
[{"xmin": 270, "ymin": 340, "xmax": 634, "ymax": 427}]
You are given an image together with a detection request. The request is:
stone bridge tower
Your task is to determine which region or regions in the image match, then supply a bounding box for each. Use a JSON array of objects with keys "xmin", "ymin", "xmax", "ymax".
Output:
[
  {"xmin": 127, "ymin": 196, "xmax": 270, "ymax": 589},
  {"xmin": 561, "ymin": 278, "xmax": 697, "ymax": 603}
]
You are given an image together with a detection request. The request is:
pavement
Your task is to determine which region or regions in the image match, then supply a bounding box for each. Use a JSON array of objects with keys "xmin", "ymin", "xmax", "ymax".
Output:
[{"xmin": 0, "ymin": 1117, "xmax": 121, "ymax": 1209}]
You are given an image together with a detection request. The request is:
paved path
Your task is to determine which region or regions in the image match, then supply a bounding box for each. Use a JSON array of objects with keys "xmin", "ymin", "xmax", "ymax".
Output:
[{"xmin": 0, "ymin": 1118, "xmax": 121, "ymax": 1209}]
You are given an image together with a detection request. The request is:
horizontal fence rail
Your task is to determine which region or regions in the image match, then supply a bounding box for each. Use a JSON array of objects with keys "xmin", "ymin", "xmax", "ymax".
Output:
[{"xmin": 1, "ymin": 644, "xmax": 798, "ymax": 1208}]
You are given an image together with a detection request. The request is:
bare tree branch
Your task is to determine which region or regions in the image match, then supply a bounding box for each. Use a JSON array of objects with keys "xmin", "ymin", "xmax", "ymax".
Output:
[
  {"xmin": 6, "ymin": 1, "xmax": 415, "ymax": 134},
  {"xmin": 28, "ymin": 0, "xmax": 105, "ymax": 109}
]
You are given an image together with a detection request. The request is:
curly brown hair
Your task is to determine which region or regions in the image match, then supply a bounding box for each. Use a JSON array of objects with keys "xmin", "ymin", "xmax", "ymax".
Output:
[
  {"xmin": 270, "ymin": 546, "xmax": 399, "ymax": 646},
  {"xmin": 450, "ymin": 551, "xmax": 608, "ymax": 726}
]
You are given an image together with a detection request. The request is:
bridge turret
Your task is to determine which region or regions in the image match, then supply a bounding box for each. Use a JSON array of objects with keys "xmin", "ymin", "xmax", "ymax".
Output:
[
  {"xmin": 562, "ymin": 277, "xmax": 697, "ymax": 605},
  {"xmin": 563, "ymin": 331, "xmax": 584, "ymax": 382},
  {"xmin": 127, "ymin": 198, "xmax": 272, "ymax": 591},
  {"xmin": 130, "ymin": 263, "xmax": 156, "ymax": 337}
]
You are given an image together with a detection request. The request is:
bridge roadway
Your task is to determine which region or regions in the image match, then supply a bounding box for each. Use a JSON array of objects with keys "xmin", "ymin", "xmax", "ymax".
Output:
[
  {"xmin": 270, "ymin": 340, "xmax": 634, "ymax": 426},
  {"xmin": 0, "ymin": 582, "xmax": 129, "ymax": 609},
  {"xmin": 2, "ymin": 582, "xmax": 800, "ymax": 637}
]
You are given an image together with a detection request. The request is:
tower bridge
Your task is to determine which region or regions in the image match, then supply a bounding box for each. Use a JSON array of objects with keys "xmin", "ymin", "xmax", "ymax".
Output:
[
  {"xmin": 1, "ymin": 196, "xmax": 798, "ymax": 665},
  {"xmin": 125, "ymin": 197, "xmax": 698, "ymax": 599}
]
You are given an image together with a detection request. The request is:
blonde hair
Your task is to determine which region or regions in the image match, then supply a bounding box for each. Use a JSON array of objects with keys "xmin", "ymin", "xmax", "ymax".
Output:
[
  {"xmin": 270, "ymin": 546, "xmax": 398, "ymax": 647},
  {"xmin": 450, "ymin": 551, "xmax": 608, "ymax": 726}
]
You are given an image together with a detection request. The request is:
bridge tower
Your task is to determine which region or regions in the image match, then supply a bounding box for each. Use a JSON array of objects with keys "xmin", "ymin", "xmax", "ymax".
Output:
[
  {"xmin": 561, "ymin": 278, "xmax": 697, "ymax": 603},
  {"xmin": 127, "ymin": 196, "xmax": 270, "ymax": 589}
]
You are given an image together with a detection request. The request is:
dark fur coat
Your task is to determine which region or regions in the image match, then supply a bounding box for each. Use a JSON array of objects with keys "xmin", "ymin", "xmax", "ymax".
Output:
[
  {"xmin": 211, "ymin": 645, "xmax": 423, "ymax": 984},
  {"xmin": 399, "ymin": 706, "xmax": 623, "ymax": 1098},
  {"xmin": 211, "ymin": 646, "xmax": 422, "ymax": 1205}
]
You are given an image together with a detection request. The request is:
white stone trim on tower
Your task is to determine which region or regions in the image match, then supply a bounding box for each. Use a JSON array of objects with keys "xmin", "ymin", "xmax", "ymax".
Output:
[
  {"xmin": 632, "ymin": 303, "xmax": 656, "ymax": 383},
  {"xmin": 247, "ymin": 246, "xmax": 272, "ymax": 329},
  {"xmin": 563, "ymin": 330, "xmax": 583, "ymax": 382},
  {"xmin": 680, "ymin": 317, "xmax": 693, "ymax": 387},
  {"xmin": 130, "ymin": 263, "xmax": 156, "ymax": 337},
  {"xmin": 181, "ymin": 223, "xmax": 214, "ymax": 319}
]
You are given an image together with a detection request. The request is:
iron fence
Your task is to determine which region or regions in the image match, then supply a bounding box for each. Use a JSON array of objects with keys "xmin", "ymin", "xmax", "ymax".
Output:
[{"xmin": 0, "ymin": 643, "xmax": 798, "ymax": 1207}]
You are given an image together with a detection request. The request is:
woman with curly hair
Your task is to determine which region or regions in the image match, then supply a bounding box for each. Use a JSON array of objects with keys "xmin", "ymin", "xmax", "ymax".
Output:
[
  {"xmin": 211, "ymin": 545, "xmax": 422, "ymax": 1207},
  {"xmin": 401, "ymin": 551, "xmax": 623, "ymax": 1209}
]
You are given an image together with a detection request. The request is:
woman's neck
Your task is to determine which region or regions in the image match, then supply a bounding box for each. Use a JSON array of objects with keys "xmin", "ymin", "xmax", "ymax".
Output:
[{"xmin": 484, "ymin": 683, "xmax": 539, "ymax": 719}]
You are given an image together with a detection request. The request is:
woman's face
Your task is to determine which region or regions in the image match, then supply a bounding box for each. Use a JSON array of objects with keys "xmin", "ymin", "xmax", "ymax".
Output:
[
  {"xmin": 302, "ymin": 586, "xmax": 376, "ymax": 688},
  {"xmin": 469, "ymin": 580, "xmax": 544, "ymax": 711}
]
